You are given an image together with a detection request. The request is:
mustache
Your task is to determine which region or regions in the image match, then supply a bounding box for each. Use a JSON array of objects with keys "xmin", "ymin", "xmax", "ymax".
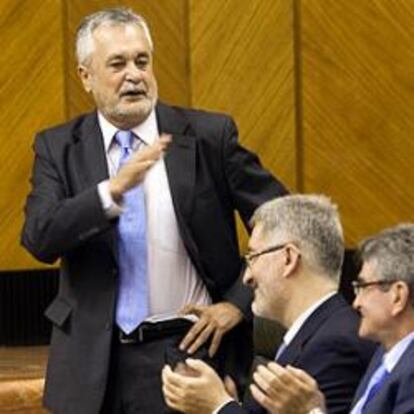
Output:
[{"xmin": 120, "ymin": 87, "xmax": 147, "ymax": 97}]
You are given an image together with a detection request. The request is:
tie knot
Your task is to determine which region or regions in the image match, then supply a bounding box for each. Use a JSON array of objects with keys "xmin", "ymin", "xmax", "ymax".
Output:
[{"xmin": 115, "ymin": 130, "xmax": 133, "ymax": 150}]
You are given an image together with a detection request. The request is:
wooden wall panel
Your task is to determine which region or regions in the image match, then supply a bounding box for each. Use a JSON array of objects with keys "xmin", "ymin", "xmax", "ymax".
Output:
[
  {"xmin": 0, "ymin": 0, "xmax": 66, "ymax": 270},
  {"xmin": 189, "ymin": 0, "xmax": 297, "ymax": 246},
  {"xmin": 65, "ymin": 0, "xmax": 190, "ymax": 118},
  {"xmin": 190, "ymin": 0, "xmax": 297, "ymax": 189},
  {"xmin": 301, "ymin": 0, "xmax": 414, "ymax": 245}
]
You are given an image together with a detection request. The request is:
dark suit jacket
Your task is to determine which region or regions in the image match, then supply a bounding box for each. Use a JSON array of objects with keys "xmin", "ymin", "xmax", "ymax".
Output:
[
  {"xmin": 351, "ymin": 339, "xmax": 414, "ymax": 414},
  {"xmin": 221, "ymin": 294, "xmax": 377, "ymax": 414},
  {"xmin": 21, "ymin": 102, "xmax": 287, "ymax": 414}
]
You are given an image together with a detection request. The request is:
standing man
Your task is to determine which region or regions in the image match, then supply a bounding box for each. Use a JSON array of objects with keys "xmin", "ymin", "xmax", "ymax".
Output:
[
  {"xmin": 162, "ymin": 195, "xmax": 376, "ymax": 414},
  {"xmin": 21, "ymin": 7, "xmax": 287, "ymax": 414},
  {"xmin": 230, "ymin": 223, "xmax": 414, "ymax": 414}
]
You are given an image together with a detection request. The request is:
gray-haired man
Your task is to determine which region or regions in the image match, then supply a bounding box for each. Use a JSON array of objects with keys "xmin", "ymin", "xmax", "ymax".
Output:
[
  {"xmin": 221, "ymin": 223, "xmax": 414, "ymax": 414},
  {"xmin": 21, "ymin": 7, "xmax": 287, "ymax": 414},
  {"xmin": 162, "ymin": 194, "xmax": 376, "ymax": 414}
]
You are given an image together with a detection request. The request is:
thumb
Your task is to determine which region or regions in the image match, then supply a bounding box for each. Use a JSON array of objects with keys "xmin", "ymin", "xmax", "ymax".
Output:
[
  {"xmin": 185, "ymin": 358, "xmax": 213, "ymax": 375},
  {"xmin": 224, "ymin": 376, "xmax": 238, "ymax": 400}
]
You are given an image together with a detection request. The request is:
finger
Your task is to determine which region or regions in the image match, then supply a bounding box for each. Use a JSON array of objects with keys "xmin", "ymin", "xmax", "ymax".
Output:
[
  {"xmin": 253, "ymin": 370, "xmax": 272, "ymax": 395},
  {"xmin": 224, "ymin": 376, "xmax": 238, "ymax": 400},
  {"xmin": 162, "ymin": 369, "xmax": 188, "ymax": 400},
  {"xmin": 250, "ymin": 384, "xmax": 271, "ymax": 411},
  {"xmin": 185, "ymin": 358, "xmax": 213, "ymax": 375},
  {"xmin": 266, "ymin": 363, "xmax": 299, "ymax": 388},
  {"xmin": 285, "ymin": 365, "xmax": 316, "ymax": 386},
  {"xmin": 162, "ymin": 365, "xmax": 188, "ymax": 388},
  {"xmin": 162, "ymin": 386, "xmax": 184, "ymax": 411},
  {"xmin": 159, "ymin": 133, "xmax": 172, "ymax": 145},
  {"xmin": 253, "ymin": 367, "xmax": 286, "ymax": 398},
  {"xmin": 161, "ymin": 365, "xmax": 177, "ymax": 387},
  {"xmin": 179, "ymin": 318, "xmax": 208, "ymax": 351},
  {"xmin": 256, "ymin": 364, "xmax": 278, "ymax": 383},
  {"xmin": 188, "ymin": 323, "xmax": 215, "ymax": 354},
  {"xmin": 266, "ymin": 361, "xmax": 285, "ymax": 375},
  {"xmin": 179, "ymin": 304, "xmax": 204, "ymax": 316},
  {"xmin": 132, "ymin": 147, "xmax": 162, "ymax": 163},
  {"xmin": 131, "ymin": 160, "xmax": 156, "ymax": 173},
  {"xmin": 208, "ymin": 326, "xmax": 224, "ymax": 357}
]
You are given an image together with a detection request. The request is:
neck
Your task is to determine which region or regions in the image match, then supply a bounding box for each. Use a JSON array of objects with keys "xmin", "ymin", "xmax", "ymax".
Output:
[
  {"xmin": 283, "ymin": 273, "xmax": 337, "ymax": 328},
  {"xmin": 381, "ymin": 316, "xmax": 414, "ymax": 351}
]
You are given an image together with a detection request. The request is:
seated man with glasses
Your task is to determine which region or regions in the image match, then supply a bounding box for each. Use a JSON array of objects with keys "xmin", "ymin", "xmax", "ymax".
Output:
[
  {"xmin": 227, "ymin": 223, "xmax": 414, "ymax": 414},
  {"xmin": 162, "ymin": 194, "xmax": 376, "ymax": 414}
]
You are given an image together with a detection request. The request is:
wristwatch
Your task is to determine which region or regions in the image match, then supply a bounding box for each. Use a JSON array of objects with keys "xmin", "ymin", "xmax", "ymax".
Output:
[{"xmin": 308, "ymin": 408, "xmax": 325, "ymax": 414}]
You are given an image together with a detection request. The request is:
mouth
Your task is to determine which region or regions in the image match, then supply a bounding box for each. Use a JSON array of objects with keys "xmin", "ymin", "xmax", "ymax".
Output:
[{"xmin": 120, "ymin": 89, "xmax": 147, "ymax": 100}]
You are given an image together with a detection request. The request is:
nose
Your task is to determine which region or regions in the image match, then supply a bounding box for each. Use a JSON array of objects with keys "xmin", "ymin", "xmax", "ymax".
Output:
[
  {"xmin": 352, "ymin": 293, "xmax": 361, "ymax": 311},
  {"xmin": 125, "ymin": 62, "xmax": 143, "ymax": 82},
  {"xmin": 242, "ymin": 264, "xmax": 253, "ymax": 286}
]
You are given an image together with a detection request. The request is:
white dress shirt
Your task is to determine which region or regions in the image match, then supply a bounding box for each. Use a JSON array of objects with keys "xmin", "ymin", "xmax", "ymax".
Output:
[
  {"xmin": 97, "ymin": 110, "xmax": 211, "ymax": 320},
  {"xmin": 281, "ymin": 291, "xmax": 337, "ymax": 350}
]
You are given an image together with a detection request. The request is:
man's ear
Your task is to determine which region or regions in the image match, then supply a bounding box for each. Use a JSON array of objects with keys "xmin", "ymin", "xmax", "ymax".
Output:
[
  {"xmin": 78, "ymin": 64, "xmax": 92, "ymax": 93},
  {"xmin": 391, "ymin": 281, "xmax": 411, "ymax": 317},
  {"xmin": 282, "ymin": 244, "xmax": 301, "ymax": 278}
]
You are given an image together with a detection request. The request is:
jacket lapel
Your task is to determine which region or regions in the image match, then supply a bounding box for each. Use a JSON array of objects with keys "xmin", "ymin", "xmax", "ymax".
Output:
[
  {"xmin": 69, "ymin": 112, "xmax": 118, "ymax": 261},
  {"xmin": 156, "ymin": 103, "xmax": 196, "ymax": 223},
  {"xmin": 351, "ymin": 348, "xmax": 383, "ymax": 404},
  {"xmin": 70, "ymin": 112, "xmax": 109, "ymax": 188},
  {"xmin": 352, "ymin": 339, "xmax": 414, "ymax": 410},
  {"xmin": 278, "ymin": 294, "xmax": 346, "ymax": 365}
]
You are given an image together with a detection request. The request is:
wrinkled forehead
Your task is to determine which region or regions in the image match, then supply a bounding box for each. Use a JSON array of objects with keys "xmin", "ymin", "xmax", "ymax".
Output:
[
  {"xmin": 89, "ymin": 23, "xmax": 151, "ymax": 60},
  {"xmin": 92, "ymin": 22, "xmax": 147, "ymax": 44}
]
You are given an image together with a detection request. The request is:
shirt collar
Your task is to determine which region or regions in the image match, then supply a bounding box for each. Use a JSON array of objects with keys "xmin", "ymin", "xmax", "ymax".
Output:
[
  {"xmin": 97, "ymin": 108, "xmax": 159, "ymax": 152},
  {"xmin": 283, "ymin": 291, "xmax": 337, "ymax": 346},
  {"xmin": 382, "ymin": 331, "xmax": 414, "ymax": 373}
]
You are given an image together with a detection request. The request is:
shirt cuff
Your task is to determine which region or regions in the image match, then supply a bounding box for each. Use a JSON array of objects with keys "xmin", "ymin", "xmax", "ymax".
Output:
[
  {"xmin": 213, "ymin": 398, "xmax": 236, "ymax": 414},
  {"xmin": 97, "ymin": 180, "xmax": 123, "ymax": 218}
]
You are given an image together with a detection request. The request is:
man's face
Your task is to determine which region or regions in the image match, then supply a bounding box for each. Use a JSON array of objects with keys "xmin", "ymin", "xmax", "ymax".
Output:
[
  {"xmin": 353, "ymin": 260, "xmax": 394, "ymax": 343},
  {"xmin": 78, "ymin": 23, "xmax": 157, "ymax": 129},
  {"xmin": 243, "ymin": 225, "xmax": 287, "ymax": 320}
]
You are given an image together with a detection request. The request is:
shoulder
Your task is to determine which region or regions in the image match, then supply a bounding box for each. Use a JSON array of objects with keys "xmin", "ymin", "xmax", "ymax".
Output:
[
  {"xmin": 157, "ymin": 102, "xmax": 236, "ymax": 136},
  {"xmin": 306, "ymin": 295, "xmax": 377, "ymax": 360},
  {"xmin": 36, "ymin": 112, "xmax": 97, "ymax": 142}
]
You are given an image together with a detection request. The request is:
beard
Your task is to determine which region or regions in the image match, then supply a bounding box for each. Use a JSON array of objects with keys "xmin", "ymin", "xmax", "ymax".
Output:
[
  {"xmin": 94, "ymin": 78, "xmax": 158, "ymax": 129},
  {"xmin": 103, "ymin": 94, "xmax": 156, "ymax": 129}
]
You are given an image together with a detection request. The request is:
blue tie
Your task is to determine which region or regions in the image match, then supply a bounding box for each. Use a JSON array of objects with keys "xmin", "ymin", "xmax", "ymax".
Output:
[
  {"xmin": 352, "ymin": 362, "xmax": 390, "ymax": 413},
  {"xmin": 361, "ymin": 363, "xmax": 389, "ymax": 411},
  {"xmin": 275, "ymin": 340, "xmax": 287, "ymax": 361},
  {"xmin": 114, "ymin": 130, "xmax": 148, "ymax": 334}
]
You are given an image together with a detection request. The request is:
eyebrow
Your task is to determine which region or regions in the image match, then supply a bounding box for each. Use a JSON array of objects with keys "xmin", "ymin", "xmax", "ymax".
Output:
[{"xmin": 106, "ymin": 51, "xmax": 150, "ymax": 61}]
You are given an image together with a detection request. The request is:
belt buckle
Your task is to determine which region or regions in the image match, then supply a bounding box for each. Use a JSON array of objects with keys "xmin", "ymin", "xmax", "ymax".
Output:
[{"xmin": 119, "ymin": 330, "xmax": 137, "ymax": 344}]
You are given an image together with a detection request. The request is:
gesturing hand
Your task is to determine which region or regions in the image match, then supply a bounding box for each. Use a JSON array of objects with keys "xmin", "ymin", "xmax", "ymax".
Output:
[
  {"xmin": 251, "ymin": 362, "xmax": 326, "ymax": 414},
  {"xmin": 109, "ymin": 133, "xmax": 171, "ymax": 201},
  {"xmin": 179, "ymin": 302, "xmax": 243, "ymax": 357},
  {"xmin": 162, "ymin": 359, "xmax": 233, "ymax": 414}
]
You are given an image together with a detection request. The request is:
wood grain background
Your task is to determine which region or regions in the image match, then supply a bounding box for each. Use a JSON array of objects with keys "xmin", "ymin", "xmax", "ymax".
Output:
[
  {"xmin": 300, "ymin": 0, "xmax": 414, "ymax": 244},
  {"xmin": 1, "ymin": 0, "xmax": 412, "ymax": 269}
]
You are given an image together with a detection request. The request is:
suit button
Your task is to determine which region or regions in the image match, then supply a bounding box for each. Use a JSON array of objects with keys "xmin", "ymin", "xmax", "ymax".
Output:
[
  {"xmin": 105, "ymin": 322, "xmax": 112, "ymax": 331},
  {"xmin": 112, "ymin": 268, "xmax": 118, "ymax": 276}
]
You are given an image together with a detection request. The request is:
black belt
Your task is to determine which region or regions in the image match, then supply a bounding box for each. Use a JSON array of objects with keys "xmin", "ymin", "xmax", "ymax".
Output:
[{"xmin": 118, "ymin": 318, "xmax": 193, "ymax": 344}]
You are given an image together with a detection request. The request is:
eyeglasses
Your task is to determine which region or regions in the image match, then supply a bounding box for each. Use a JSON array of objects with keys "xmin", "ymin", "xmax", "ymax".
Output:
[
  {"xmin": 351, "ymin": 279, "xmax": 397, "ymax": 296},
  {"xmin": 244, "ymin": 244, "xmax": 286, "ymax": 268}
]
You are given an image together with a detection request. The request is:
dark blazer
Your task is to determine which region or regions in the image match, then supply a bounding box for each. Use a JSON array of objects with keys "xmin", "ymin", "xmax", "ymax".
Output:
[
  {"xmin": 221, "ymin": 294, "xmax": 377, "ymax": 414},
  {"xmin": 351, "ymin": 339, "xmax": 414, "ymax": 413},
  {"xmin": 21, "ymin": 102, "xmax": 287, "ymax": 414}
]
